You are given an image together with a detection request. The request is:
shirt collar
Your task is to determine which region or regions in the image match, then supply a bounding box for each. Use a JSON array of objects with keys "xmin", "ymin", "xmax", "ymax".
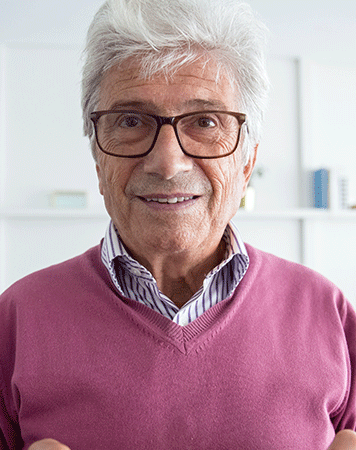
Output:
[
  {"xmin": 102, "ymin": 220, "xmax": 249, "ymax": 280},
  {"xmin": 200, "ymin": 224, "xmax": 246, "ymax": 282}
]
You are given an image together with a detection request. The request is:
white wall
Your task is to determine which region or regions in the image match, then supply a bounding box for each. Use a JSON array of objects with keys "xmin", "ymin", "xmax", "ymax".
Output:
[{"xmin": 1, "ymin": 0, "xmax": 356, "ymax": 64}]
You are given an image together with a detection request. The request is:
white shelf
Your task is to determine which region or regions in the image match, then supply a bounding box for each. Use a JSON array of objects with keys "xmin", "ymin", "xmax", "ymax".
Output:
[
  {"xmin": 235, "ymin": 208, "xmax": 356, "ymax": 220},
  {"xmin": 0, "ymin": 207, "xmax": 109, "ymax": 220},
  {"xmin": 1, "ymin": 207, "xmax": 355, "ymax": 221}
]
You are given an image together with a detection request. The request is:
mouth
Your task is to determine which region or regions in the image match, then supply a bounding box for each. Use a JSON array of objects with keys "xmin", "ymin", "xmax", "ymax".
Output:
[
  {"xmin": 138, "ymin": 194, "xmax": 199, "ymax": 207},
  {"xmin": 144, "ymin": 196, "xmax": 195, "ymax": 204}
]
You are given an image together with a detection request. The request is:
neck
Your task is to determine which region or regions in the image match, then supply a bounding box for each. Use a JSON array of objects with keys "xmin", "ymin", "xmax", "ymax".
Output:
[{"xmin": 128, "ymin": 238, "xmax": 227, "ymax": 308}]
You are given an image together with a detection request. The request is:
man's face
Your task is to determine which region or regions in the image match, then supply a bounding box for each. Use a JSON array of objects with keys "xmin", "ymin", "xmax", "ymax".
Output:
[{"xmin": 95, "ymin": 59, "xmax": 256, "ymax": 264}]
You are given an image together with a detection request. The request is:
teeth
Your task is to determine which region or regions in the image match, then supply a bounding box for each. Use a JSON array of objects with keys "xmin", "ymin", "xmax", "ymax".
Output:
[{"xmin": 146, "ymin": 196, "xmax": 194, "ymax": 204}]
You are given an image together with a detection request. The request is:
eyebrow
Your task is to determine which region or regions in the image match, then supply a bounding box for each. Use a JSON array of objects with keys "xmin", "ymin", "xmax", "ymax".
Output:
[
  {"xmin": 106, "ymin": 98, "xmax": 228, "ymax": 113},
  {"xmin": 183, "ymin": 98, "xmax": 228, "ymax": 110},
  {"xmin": 107, "ymin": 101, "xmax": 155, "ymax": 111}
]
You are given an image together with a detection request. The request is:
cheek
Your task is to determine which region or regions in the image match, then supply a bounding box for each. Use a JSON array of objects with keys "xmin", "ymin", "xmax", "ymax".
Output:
[
  {"xmin": 207, "ymin": 158, "xmax": 245, "ymax": 225},
  {"xmin": 206, "ymin": 157, "xmax": 244, "ymax": 203},
  {"xmin": 97, "ymin": 156, "xmax": 134, "ymax": 200},
  {"xmin": 98, "ymin": 164, "xmax": 132, "ymax": 225}
]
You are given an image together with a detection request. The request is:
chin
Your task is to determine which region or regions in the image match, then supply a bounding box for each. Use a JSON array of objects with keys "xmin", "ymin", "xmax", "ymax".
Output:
[{"xmin": 147, "ymin": 228, "xmax": 197, "ymax": 254}]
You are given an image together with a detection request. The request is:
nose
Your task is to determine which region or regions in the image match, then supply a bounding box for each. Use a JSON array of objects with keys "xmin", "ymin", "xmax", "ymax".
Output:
[{"xmin": 143, "ymin": 124, "xmax": 194, "ymax": 179}]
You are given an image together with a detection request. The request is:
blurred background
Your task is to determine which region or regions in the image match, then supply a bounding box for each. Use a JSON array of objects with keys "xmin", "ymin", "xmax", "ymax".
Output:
[{"xmin": 0, "ymin": 0, "xmax": 355, "ymax": 306}]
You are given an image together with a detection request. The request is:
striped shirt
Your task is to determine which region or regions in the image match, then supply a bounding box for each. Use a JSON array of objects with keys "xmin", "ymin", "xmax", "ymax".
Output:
[{"xmin": 101, "ymin": 221, "xmax": 249, "ymax": 326}]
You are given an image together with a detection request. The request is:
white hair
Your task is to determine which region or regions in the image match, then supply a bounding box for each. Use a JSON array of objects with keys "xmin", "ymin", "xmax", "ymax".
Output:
[{"xmin": 82, "ymin": 0, "xmax": 269, "ymax": 163}]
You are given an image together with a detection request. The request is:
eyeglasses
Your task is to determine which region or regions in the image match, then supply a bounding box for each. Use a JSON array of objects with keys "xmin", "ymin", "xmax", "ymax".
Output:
[{"xmin": 90, "ymin": 110, "xmax": 246, "ymax": 159}]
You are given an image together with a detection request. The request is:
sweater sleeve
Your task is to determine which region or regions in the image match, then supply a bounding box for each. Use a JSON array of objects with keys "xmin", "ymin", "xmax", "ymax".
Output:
[
  {"xmin": 0, "ymin": 291, "xmax": 24, "ymax": 450},
  {"xmin": 331, "ymin": 295, "xmax": 356, "ymax": 432}
]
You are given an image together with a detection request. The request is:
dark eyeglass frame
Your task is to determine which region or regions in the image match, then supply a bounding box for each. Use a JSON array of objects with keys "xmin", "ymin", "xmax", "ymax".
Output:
[{"xmin": 90, "ymin": 110, "xmax": 247, "ymax": 159}]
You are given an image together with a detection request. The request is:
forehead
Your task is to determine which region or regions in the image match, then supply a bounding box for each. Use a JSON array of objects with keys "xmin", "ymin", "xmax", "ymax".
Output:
[{"xmin": 98, "ymin": 59, "xmax": 239, "ymax": 113}]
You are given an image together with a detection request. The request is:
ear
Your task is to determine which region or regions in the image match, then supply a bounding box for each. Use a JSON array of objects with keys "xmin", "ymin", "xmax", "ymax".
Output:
[
  {"xmin": 96, "ymin": 164, "xmax": 104, "ymax": 196},
  {"xmin": 242, "ymin": 144, "xmax": 258, "ymax": 193}
]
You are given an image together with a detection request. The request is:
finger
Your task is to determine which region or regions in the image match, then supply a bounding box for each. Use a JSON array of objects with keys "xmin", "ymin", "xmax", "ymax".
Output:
[
  {"xmin": 28, "ymin": 439, "xmax": 71, "ymax": 450},
  {"xmin": 328, "ymin": 430, "xmax": 356, "ymax": 450}
]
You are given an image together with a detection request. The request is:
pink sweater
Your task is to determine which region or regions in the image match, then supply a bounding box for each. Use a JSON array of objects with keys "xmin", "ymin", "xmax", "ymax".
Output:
[{"xmin": 0, "ymin": 243, "xmax": 355, "ymax": 449}]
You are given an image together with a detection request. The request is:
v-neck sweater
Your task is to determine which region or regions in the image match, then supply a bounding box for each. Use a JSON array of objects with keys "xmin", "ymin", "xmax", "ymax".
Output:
[{"xmin": 0, "ymin": 243, "xmax": 355, "ymax": 449}]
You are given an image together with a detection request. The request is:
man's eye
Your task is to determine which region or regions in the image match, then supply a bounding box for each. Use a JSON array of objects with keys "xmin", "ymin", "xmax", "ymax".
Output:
[
  {"xmin": 196, "ymin": 117, "xmax": 216, "ymax": 128},
  {"xmin": 118, "ymin": 115, "xmax": 142, "ymax": 128}
]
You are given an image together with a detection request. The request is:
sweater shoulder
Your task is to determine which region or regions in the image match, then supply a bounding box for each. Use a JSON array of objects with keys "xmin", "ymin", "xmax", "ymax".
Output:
[
  {"xmin": 0, "ymin": 244, "xmax": 106, "ymax": 305},
  {"xmin": 239, "ymin": 244, "xmax": 354, "ymax": 358},
  {"xmin": 243, "ymin": 243, "xmax": 347, "ymax": 304},
  {"xmin": 245, "ymin": 242, "xmax": 335, "ymax": 283}
]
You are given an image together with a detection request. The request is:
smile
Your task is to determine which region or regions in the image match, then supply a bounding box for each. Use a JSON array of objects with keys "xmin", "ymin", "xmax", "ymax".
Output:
[{"xmin": 144, "ymin": 196, "xmax": 194, "ymax": 204}]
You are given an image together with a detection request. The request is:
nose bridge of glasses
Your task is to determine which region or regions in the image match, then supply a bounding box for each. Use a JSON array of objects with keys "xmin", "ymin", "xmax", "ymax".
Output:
[
  {"xmin": 156, "ymin": 115, "xmax": 176, "ymax": 126},
  {"xmin": 152, "ymin": 115, "xmax": 182, "ymax": 149},
  {"xmin": 154, "ymin": 115, "xmax": 177, "ymax": 137}
]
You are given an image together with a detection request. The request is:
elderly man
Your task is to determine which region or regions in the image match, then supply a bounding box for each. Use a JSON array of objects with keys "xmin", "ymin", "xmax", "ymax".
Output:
[{"xmin": 1, "ymin": 0, "xmax": 356, "ymax": 448}]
